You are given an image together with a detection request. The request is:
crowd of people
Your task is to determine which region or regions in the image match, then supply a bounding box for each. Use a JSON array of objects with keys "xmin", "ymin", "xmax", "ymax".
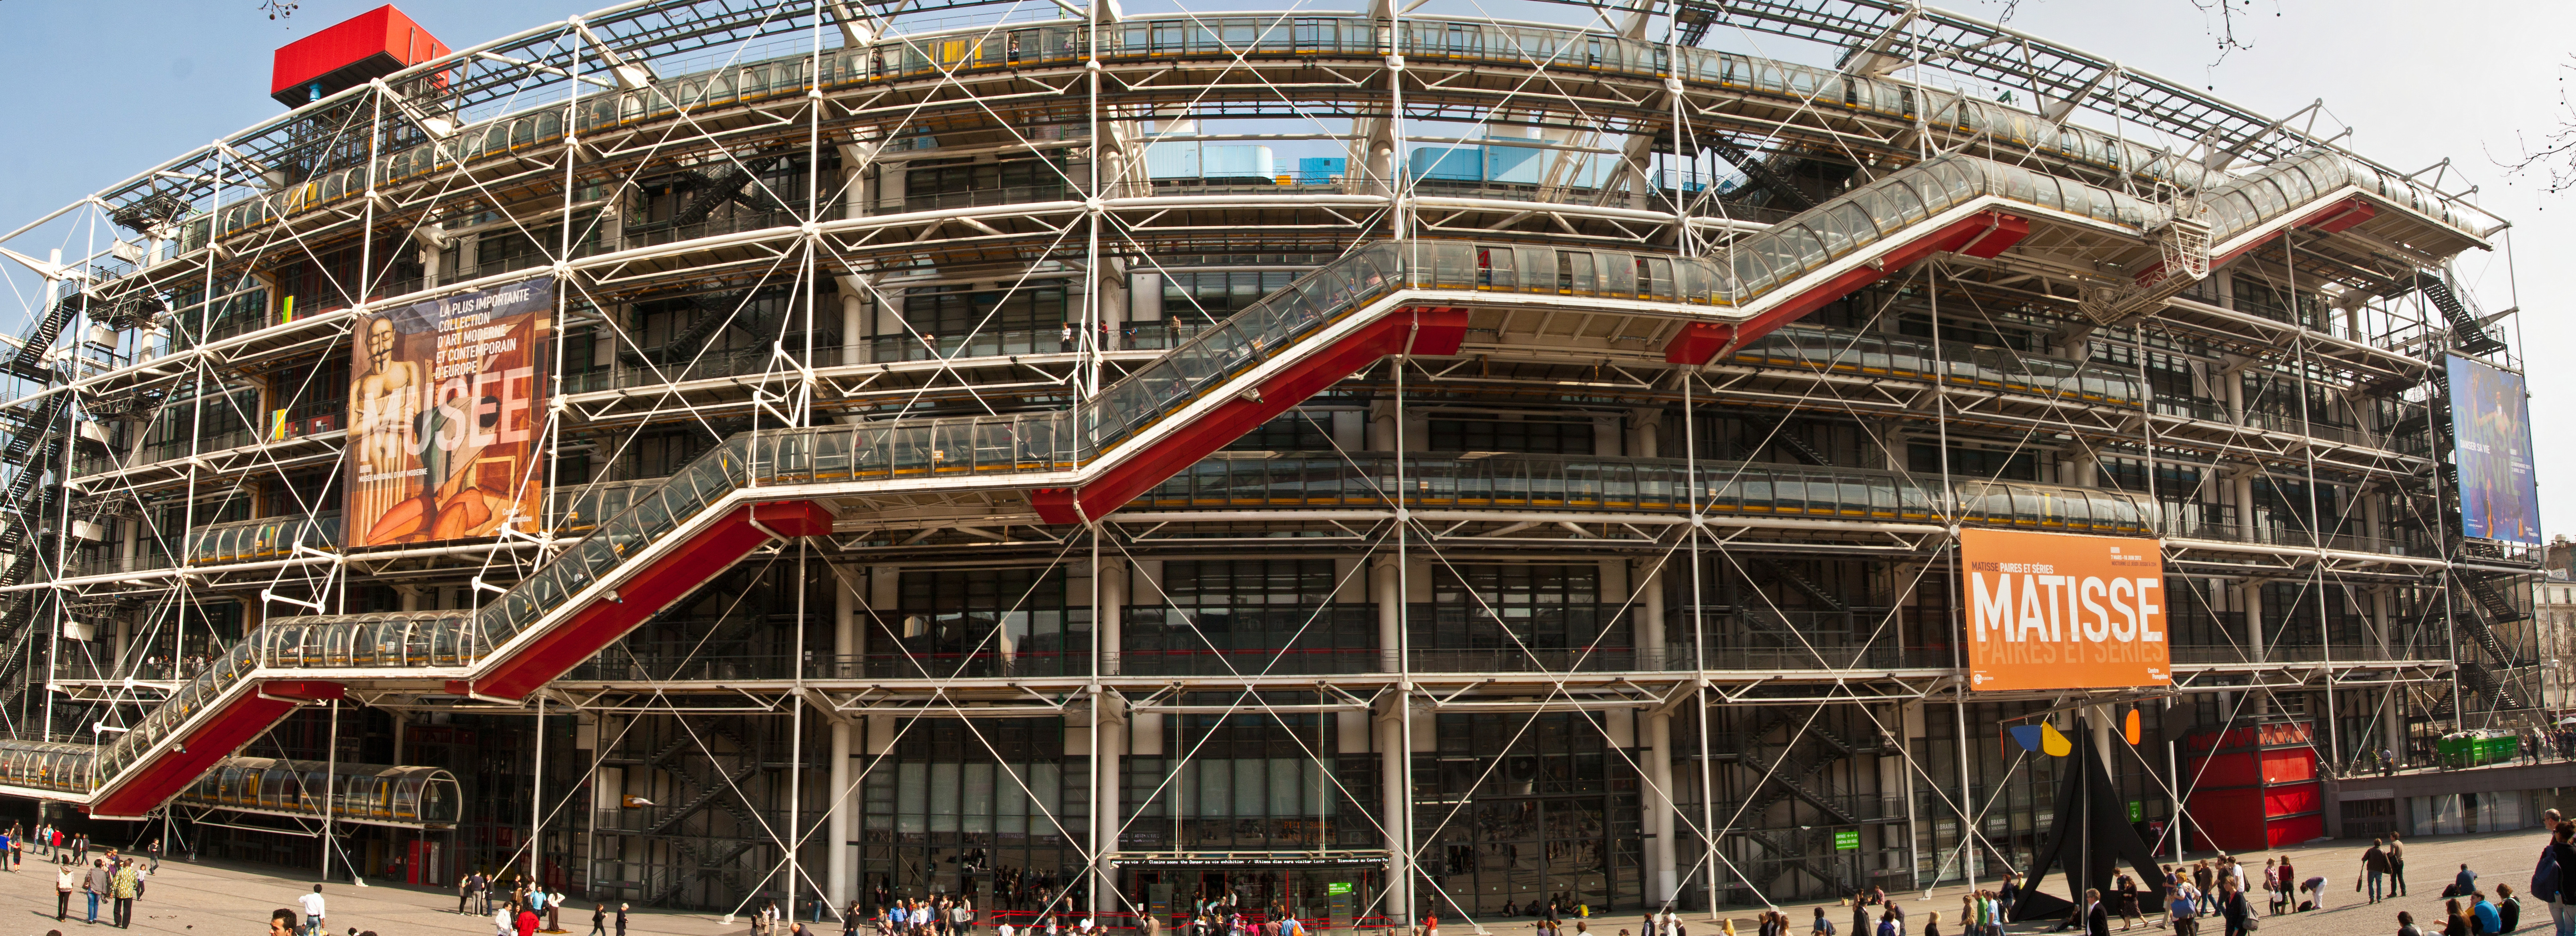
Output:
[{"xmin": 451, "ymin": 869, "xmax": 628, "ymax": 936}]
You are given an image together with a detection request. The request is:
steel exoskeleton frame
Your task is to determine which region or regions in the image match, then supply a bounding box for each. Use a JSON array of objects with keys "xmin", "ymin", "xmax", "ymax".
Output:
[{"xmin": 0, "ymin": 0, "xmax": 2534, "ymax": 917}]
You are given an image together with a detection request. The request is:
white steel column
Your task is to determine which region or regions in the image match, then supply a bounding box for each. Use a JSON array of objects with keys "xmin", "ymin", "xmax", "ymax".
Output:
[
  {"xmin": 1375, "ymin": 558, "xmax": 1401, "ymax": 673},
  {"xmin": 841, "ymin": 291, "xmax": 865, "ymax": 366},
  {"xmin": 2377, "ymin": 588, "xmax": 2403, "ymax": 767},
  {"xmin": 2243, "ymin": 580, "xmax": 2265, "ymax": 662},
  {"xmin": 1643, "ymin": 706, "xmax": 1677, "ymax": 906},
  {"xmin": 1091, "ymin": 690, "xmax": 1125, "ymax": 919},
  {"xmin": 1099, "ymin": 560, "xmax": 1127, "ymax": 676},
  {"xmin": 1637, "ymin": 565, "xmax": 1665, "ymax": 670},
  {"xmin": 1376, "ymin": 696, "xmax": 1409, "ymax": 922},
  {"xmin": 827, "ymin": 577, "xmax": 859, "ymax": 909}
]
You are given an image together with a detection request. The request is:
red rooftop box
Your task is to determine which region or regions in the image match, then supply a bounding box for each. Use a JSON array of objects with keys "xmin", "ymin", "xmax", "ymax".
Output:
[{"xmin": 270, "ymin": 5, "xmax": 449, "ymax": 107}]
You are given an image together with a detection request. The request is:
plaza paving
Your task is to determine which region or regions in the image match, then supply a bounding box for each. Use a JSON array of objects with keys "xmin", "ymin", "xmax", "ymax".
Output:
[
  {"xmin": 0, "ymin": 827, "xmax": 2556, "ymax": 936},
  {"xmin": 0, "ymin": 850, "xmax": 740, "ymax": 936},
  {"xmin": 1669, "ymin": 827, "xmax": 2563, "ymax": 936}
]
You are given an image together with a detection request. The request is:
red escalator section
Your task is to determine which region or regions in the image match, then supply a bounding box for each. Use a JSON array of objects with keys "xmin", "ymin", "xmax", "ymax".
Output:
[
  {"xmin": 1033, "ymin": 307, "xmax": 1469, "ymax": 524},
  {"xmin": 453, "ymin": 500, "xmax": 835, "ymax": 701},
  {"xmin": 1664, "ymin": 210, "xmax": 2030, "ymax": 365},
  {"xmin": 89, "ymin": 680, "xmax": 344, "ymax": 819}
]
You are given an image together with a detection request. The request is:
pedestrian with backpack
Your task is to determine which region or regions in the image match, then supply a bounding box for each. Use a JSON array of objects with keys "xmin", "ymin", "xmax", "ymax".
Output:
[{"xmin": 2534, "ymin": 823, "xmax": 2576, "ymax": 936}]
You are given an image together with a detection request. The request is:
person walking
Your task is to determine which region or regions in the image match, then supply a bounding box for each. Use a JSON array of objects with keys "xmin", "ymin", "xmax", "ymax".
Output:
[
  {"xmin": 299, "ymin": 884, "xmax": 328, "ymax": 936},
  {"xmin": 618, "ymin": 904, "xmax": 632, "ymax": 936},
  {"xmin": 593, "ymin": 902, "xmax": 610, "ymax": 936},
  {"xmin": 111, "ymin": 857, "xmax": 140, "ymax": 928},
  {"xmin": 85, "ymin": 856, "xmax": 110, "ymax": 924},
  {"xmin": 2364, "ymin": 838, "xmax": 2391, "ymax": 904},
  {"xmin": 54, "ymin": 856, "xmax": 75, "ymax": 920},
  {"xmin": 2216, "ymin": 881, "xmax": 2250, "ymax": 936},
  {"xmin": 519, "ymin": 901, "xmax": 543, "ymax": 936},
  {"xmin": 2538, "ymin": 823, "xmax": 2576, "ymax": 936},
  {"xmin": 2393, "ymin": 833, "xmax": 2412, "ymax": 896},
  {"xmin": 497, "ymin": 900, "xmax": 519, "ymax": 936}
]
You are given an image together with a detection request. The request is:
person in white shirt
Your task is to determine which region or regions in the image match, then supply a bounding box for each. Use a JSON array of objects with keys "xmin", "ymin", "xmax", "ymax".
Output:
[
  {"xmin": 297, "ymin": 885, "xmax": 327, "ymax": 936},
  {"xmin": 496, "ymin": 901, "xmax": 517, "ymax": 936},
  {"xmin": 1000, "ymin": 923, "xmax": 1016, "ymax": 936}
]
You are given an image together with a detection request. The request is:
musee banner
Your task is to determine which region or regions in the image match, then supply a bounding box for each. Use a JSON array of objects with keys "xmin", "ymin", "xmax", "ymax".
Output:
[
  {"xmin": 346, "ymin": 275, "xmax": 553, "ymax": 547},
  {"xmin": 1961, "ymin": 528, "xmax": 2170, "ymax": 691}
]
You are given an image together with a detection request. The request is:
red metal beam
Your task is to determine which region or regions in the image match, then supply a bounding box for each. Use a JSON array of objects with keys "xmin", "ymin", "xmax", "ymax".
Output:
[
  {"xmin": 1665, "ymin": 211, "xmax": 2028, "ymax": 365},
  {"xmin": 455, "ymin": 499, "xmax": 834, "ymax": 701},
  {"xmin": 90, "ymin": 694, "xmax": 301, "ymax": 817},
  {"xmin": 1033, "ymin": 307, "xmax": 1468, "ymax": 524}
]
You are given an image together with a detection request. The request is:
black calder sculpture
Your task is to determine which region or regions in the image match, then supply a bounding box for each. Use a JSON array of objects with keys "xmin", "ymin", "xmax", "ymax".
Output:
[{"xmin": 2008, "ymin": 717, "xmax": 2166, "ymax": 924}]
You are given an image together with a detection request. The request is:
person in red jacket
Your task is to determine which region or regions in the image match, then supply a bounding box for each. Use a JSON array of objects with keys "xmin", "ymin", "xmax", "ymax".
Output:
[{"xmin": 517, "ymin": 902, "xmax": 541, "ymax": 936}]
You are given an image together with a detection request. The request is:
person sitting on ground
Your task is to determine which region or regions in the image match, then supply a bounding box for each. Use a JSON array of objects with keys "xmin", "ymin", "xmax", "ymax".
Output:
[
  {"xmin": 2494, "ymin": 884, "xmax": 2521, "ymax": 932},
  {"xmin": 2471, "ymin": 892, "xmax": 2501, "ymax": 934}
]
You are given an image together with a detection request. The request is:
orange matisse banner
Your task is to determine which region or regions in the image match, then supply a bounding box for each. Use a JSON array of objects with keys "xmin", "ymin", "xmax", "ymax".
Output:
[{"xmin": 1961, "ymin": 529, "xmax": 2170, "ymax": 691}]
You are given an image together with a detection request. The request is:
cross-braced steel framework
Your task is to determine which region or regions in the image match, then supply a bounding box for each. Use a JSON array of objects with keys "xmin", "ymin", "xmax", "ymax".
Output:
[{"xmin": 0, "ymin": 0, "xmax": 2542, "ymax": 919}]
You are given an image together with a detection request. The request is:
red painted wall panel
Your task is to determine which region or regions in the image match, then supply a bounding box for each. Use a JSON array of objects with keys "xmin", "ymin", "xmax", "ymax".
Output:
[
  {"xmin": 2265, "ymin": 814, "xmax": 2324, "ymax": 848},
  {"xmin": 271, "ymin": 5, "xmax": 448, "ymax": 101},
  {"xmin": 2263, "ymin": 782, "xmax": 2320, "ymax": 819},
  {"xmin": 2261, "ymin": 748, "xmax": 2318, "ymax": 784},
  {"xmin": 2185, "ymin": 752, "xmax": 2260, "ymax": 789},
  {"xmin": 2187, "ymin": 788, "xmax": 2265, "ymax": 853}
]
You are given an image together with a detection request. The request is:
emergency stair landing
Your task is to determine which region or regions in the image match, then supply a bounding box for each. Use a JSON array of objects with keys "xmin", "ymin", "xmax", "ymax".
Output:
[{"xmin": 0, "ymin": 148, "xmax": 2480, "ymax": 819}]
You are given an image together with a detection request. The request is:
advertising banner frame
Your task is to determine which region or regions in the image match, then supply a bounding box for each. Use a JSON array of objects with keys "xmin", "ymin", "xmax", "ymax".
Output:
[
  {"xmin": 345, "ymin": 275, "xmax": 554, "ymax": 548},
  {"xmin": 2445, "ymin": 354, "xmax": 2543, "ymax": 546},
  {"xmin": 1961, "ymin": 528, "xmax": 2171, "ymax": 692}
]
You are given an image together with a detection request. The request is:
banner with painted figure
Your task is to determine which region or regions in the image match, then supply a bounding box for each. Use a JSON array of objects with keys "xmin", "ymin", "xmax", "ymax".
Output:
[
  {"xmin": 1962, "ymin": 529, "xmax": 2170, "ymax": 691},
  {"xmin": 2447, "ymin": 355, "xmax": 2543, "ymax": 546},
  {"xmin": 347, "ymin": 275, "xmax": 552, "ymax": 547}
]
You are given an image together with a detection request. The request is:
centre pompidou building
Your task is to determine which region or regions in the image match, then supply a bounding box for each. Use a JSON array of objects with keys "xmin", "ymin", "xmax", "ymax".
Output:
[{"xmin": 0, "ymin": 0, "xmax": 2541, "ymax": 922}]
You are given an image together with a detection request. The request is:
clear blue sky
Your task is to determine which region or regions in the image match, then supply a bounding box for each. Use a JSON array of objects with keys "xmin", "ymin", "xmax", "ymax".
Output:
[{"xmin": 2, "ymin": 0, "xmax": 2570, "ymax": 538}]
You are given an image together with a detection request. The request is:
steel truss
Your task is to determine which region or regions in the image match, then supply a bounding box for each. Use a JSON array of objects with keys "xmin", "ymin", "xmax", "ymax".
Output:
[{"xmin": 0, "ymin": 0, "xmax": 2536, "ymax": 918}]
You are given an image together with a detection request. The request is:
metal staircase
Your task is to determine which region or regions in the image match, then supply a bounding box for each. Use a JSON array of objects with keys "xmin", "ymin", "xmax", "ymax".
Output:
[
  {"xmin": 1701, "ymin": 137, "xmax": 1818, "ymax": 212},
  {"xmin": 1749, "ymin": 558, "xmax": 1848, "ymax": 613},
  {"xmin": 618, "ymin": 290, "xmax": 761, "ymax": 368},
  {"xmin": 2410, "ymin": 271, "xmax": 2507, "ymax": 356},
  {"xmin": 634, "ymin": 718, "xmax": 774, "ymax": 907},
  {"xmin": 669, "ymin": 154, "xmax": 795, "ymax": 227},
  {"xmin": 2077, "ymin": 212, "xmax": 2211, "ymax": 326},
  {"xmin": 0, "ymin": 147, "xmax": 2440, "ymax": 819},
  {"xmin": 1722, "ymin": 709, "xmax": 1895, "ymax": 895},
  {"xmin": 3, "ymin": 293, "xmax": 83, "ymax": 383}
]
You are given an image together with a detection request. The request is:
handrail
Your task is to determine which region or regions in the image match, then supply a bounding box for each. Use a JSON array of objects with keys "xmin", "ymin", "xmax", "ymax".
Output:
[
  {"xmin": 0, "ymin": 145, "xmax": 2424, "ymax": 807},
  {"xmin": 166, "ymin": 15, "xmax": 2488, "ymax": 253}
]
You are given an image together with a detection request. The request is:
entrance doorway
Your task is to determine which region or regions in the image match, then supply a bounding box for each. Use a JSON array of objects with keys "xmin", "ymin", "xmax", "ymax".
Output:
[{"xmin": 1126, "ymin": 861, "xmax": 1385, "ymax": 931}]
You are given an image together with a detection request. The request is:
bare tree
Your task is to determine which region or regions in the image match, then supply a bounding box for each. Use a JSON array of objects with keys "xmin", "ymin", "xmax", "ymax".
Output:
[
  {"xmin": 1980, "ymin": 0, "xmax": 2266, "ymax": 71},
  {"xmin": 261, "ymin": 0, "xmax": 299, "ymax": 20},
  {"xmin": 2496, "ymin": 56, "xmax": 2576, "ymax": 194},
  {"xmin": 2184, "ymin": 0, "xmax": 2265, "ymax": 67}
]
